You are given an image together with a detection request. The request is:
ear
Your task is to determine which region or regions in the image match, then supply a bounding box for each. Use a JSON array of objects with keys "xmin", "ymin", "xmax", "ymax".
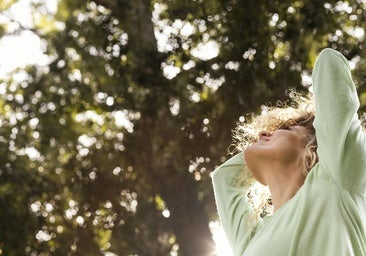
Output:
[{"xmin": 305, "ymin": 145, "xmax": 318, "ymax": 172}]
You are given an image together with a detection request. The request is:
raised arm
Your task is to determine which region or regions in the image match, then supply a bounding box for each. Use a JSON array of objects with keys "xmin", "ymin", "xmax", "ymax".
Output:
[
  {"xmin": 312, "ymin": 48, "xmax": 366, "ymax": 191},
  {"xmin": 212, "ymin": 153, "xmax": 257, "ymax": 255}
]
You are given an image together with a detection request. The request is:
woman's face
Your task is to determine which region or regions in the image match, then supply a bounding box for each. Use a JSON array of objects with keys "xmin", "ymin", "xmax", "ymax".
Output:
[{"xmin": 244, "ymin": 125, "xmax": 308, "ymax": 185}]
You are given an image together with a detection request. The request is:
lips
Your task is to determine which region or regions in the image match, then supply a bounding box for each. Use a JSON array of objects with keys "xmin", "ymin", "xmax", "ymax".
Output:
[
  {"xmin": 259, "ymin": 137, "xmax": 270, "ymax": 142},
  {"xmin": 254, "ymin": 139, "xmax": 269, "ymax": 145}
]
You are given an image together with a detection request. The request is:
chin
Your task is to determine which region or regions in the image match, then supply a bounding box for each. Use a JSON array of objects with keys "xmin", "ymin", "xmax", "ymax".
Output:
[
  {"xmin": 243, "ymin": 144, "xmax": 257, "ymax": 163},
  {"xmin": 244, "ymin": 146, "xmax": 267, "ymax": 186}
]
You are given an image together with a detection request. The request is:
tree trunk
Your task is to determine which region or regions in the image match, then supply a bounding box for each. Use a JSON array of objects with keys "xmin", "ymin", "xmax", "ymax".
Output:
[{"xmin": 93, "ymin": 0, "xmax": 216, "ymax": 255}]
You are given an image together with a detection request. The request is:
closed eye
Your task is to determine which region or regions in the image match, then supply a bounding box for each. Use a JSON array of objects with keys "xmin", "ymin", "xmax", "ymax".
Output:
[
  {"xmin": 279, "ymin": 125, "xmax": 302, "ymax": 132},
  {"xmin": 278, "ymin": 126, "xmax": 291, "ymax": 130}
]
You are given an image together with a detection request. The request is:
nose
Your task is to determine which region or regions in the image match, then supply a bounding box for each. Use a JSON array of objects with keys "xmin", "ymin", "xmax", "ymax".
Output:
[{"xmin": 258, "ymin": 131, "xmax": 272, "ymax": 140}]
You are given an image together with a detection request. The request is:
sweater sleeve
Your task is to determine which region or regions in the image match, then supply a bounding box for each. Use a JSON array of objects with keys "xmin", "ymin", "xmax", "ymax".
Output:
[
  {"xmin": 312, "ymin": 48, "xmax": 366, "ymax": 192},
  {"xmin": 212, "ymin": 153, "xmax": 257, "ymax": 255}
]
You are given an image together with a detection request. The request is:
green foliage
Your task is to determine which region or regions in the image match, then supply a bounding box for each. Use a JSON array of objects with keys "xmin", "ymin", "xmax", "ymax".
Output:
[{"xmin": 0, "ymin": 0, "xmax": 366, "ymax": 255}]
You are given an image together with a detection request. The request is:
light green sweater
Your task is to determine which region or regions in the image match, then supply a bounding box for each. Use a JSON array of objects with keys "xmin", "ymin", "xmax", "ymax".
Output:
[{"xmin": 212, "ymin": 48, "xmax": 366, "ymax": 256}]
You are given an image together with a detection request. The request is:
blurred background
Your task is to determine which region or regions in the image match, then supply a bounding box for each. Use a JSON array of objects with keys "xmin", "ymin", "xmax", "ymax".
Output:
[{"xmin": 0, "ymin": 0, "xmax": 366, "ymax": 255}]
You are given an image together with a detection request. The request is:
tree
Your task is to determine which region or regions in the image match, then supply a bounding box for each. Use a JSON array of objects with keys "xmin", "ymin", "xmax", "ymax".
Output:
[{"xmin": 0, "ymin": 0, "xmax": 365, "ymax": 255}]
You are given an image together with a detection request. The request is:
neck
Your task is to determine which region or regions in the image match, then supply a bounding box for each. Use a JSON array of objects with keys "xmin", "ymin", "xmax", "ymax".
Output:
[
  {"xmin": 268, "ymin": 180, "xmax": 302, "ymax": 212},
  {"xmin": 265, "ymin": 162, "xmax": 305, "ymax": 213}
]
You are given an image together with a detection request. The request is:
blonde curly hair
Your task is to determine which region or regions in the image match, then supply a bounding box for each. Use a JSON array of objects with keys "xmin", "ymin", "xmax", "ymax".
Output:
[{"xmin": 233, "ymin": 92, "xmax": 318, "ymax": 170}]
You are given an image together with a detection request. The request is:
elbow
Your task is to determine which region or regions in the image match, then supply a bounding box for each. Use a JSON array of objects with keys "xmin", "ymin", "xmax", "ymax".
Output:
[{"xmin": 317, "ymin": 48, "xmax": 349, "ymax": 67}]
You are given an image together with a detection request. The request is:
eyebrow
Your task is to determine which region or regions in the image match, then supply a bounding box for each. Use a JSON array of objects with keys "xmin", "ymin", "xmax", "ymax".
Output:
[{"xmin": 277, "ymin": 118, "xmax": 302, "ymax": 129}]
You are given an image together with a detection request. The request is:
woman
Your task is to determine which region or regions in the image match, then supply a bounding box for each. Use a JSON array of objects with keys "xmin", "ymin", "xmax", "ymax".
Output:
[{"xmin": 212, "ymin": 48, "xmax": 366, "ymax": 255}]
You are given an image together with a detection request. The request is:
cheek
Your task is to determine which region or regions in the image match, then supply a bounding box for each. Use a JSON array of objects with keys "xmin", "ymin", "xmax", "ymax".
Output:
[{"xmin": 276, "ymin": 140, "xmax": 306, "ymax": 161}]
